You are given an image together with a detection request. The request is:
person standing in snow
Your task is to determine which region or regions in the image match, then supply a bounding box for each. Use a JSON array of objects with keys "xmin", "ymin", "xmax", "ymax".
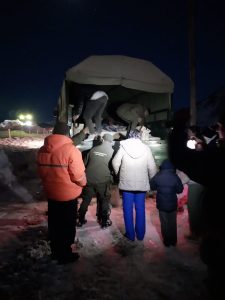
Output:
[
  {"xmin": 150, "ymin": 159, "xmax": 183, "ymax": 247},
  {"xmin": 73, "ymin": 90, "xmax": 109, "ymax": 140},
  {"xmin": 77, "ymin": 133, "xmax": 114, "ymax": 229},
  {"xmin": 37, "ymin": 122, "xmax": 86, "ymax": 264},
  {"xmin": 168, "ymin": 110, "xmax": 225, "ymax": 297},
  {"xmin": 112, "ymin": 129, "xmax": 157, "ymax": 241}
]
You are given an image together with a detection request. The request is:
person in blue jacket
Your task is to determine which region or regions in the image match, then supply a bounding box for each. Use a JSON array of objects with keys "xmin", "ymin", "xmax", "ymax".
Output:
[{"xmin": 150, "ymin": 159, "xmax": 183, "ymax": 247}]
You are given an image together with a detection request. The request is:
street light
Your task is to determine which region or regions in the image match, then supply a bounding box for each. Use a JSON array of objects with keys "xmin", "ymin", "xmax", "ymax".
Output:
[
  {"xmin": 26, "ymin": 114, "xmax": 33, "ymax": 121},
  {"xmin": 18, "ymin": 113, "xmax": 33, "ymax": 125},
  {"xmin": 18, "ymin": 114, "xmax": 25, "ymax": 121},
  {"xmin": 17, "ymin": 113, "xmax": 33, "ymax": 134}
]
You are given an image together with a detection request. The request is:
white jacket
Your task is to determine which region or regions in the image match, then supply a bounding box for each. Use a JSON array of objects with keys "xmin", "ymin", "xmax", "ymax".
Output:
[{"xmin": 112, "ymin": 138, "xmax": 157, "ymax": 191}]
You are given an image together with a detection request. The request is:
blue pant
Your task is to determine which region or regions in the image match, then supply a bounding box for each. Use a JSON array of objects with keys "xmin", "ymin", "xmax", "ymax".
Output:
[{"xmin": 122, "ymin": 191, "xmax": 146, "ymax": 241}]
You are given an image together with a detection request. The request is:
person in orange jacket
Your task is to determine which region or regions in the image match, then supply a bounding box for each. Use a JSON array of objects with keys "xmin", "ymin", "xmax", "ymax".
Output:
[{"xmin": 37, "ymin": 122, "xmax": 86, "ymax": 264}]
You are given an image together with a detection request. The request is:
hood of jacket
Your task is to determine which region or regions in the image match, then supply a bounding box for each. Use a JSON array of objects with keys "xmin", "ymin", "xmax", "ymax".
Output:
[
  {"xmin": 160, "ymin": 159, "xmax": 175, "ymax": 170},
  {"xmin": 43, "ymin": 134, "xmax": 73, "ymax": 153},
  {"xmin": 120, "ymin": 138, "xmax": 146, "ymax": 158}
]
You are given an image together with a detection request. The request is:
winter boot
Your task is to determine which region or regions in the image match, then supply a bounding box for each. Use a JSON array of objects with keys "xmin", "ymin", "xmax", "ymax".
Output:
[
  {"xmin": 101, "ymin": 215, "xmax": 112, "ymax": 229},
  {"xmin": 77, "ymin": 213, "xmax": 87, "ymax": 227},
  {"xmin": 96, "ymin": 213, "xmax": 102, "ymax": 224}
]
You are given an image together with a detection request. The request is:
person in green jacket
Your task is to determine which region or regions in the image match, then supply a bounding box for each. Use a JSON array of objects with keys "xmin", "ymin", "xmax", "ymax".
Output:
[{"xmin": 77, "ymin": 133, "xmax": 114, "ymax": 229}]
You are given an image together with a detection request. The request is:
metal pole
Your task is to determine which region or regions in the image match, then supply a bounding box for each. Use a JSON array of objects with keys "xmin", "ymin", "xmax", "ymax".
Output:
[{"xmin": 188, "ymin": 0, "xmax": 197, "ymax": 125}]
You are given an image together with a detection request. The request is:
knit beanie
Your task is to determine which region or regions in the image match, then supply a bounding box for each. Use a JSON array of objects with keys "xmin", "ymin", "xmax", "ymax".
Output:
[
  {"xmin": 53, "ymin": 122, "xmax": 70, "ymax": 135},
  {"xmin": 102, "ymin": 133, "xmax": 113, "ymax": 142}
]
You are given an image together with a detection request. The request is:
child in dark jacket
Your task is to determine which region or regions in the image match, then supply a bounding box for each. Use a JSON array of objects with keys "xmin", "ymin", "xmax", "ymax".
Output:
[{"xmin": 150, "ymin": 159, "xmax": 183, "ymax": 247}]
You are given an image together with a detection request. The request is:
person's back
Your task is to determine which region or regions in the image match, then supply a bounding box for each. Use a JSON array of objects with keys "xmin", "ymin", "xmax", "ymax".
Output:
[
  {"xmin": 113, "ymin": 137, "xmax": 156, "ymax": 191},
  {"xmin": 112, "ymin": 129, "xmax": 157, "ymax": 241},
  {"xmin": 38, "ymin": 125, "xmax": 86, "ymax": 200},
  {"xmin": 150, "ymin": 160, "xmax": 183, "ymax": 212},
  {"xmin": 86, "ymin": 135, "xmax": 114, "ymax": 184},
  {"xmin": 150, "ymin": 159, "xmax": 183, "ymax": 247},
  {"xmin": 37, "ymin": 122, "xmax": 86, "ymax": 264},
  {"xmin": 78, "ymin": 134, "xmax": 114, "ymax": 228}
]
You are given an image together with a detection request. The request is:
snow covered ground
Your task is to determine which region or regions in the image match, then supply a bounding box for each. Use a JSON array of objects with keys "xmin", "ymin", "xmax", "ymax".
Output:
[{"xmin": 0, "ymin": 137, "xmax": 209, "ymax": 300}]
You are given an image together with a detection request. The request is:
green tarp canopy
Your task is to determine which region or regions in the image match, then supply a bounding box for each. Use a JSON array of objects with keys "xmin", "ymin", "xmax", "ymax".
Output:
[{"xmin": 57, "ymin": 55, "xmax": 174, "ymax": 124}]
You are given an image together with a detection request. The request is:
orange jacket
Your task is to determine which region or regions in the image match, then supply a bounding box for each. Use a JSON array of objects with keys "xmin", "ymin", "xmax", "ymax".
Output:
[{"xmin": 37, "ymin": 134, "xmax": 86, "ymax": 201}]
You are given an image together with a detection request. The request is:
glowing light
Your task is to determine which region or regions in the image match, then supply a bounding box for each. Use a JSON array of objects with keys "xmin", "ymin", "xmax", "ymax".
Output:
[
  {"xmin": 25, "ymin": 120, "xmax": 32, "ymax": 126},
  {"xmin": 187, "ymin": 139, "xmax": 197, "ymax": 149},
  {"xmin": 19, "ymin": 114, "xmax": 25, "ymax": 120},
  {"xmin": 26, "ymin": 114, "xmax": 33, "ymax": 120},
  {"xmin": 17, "ymin": 113, "xmax": 33, "ymax": 126}
]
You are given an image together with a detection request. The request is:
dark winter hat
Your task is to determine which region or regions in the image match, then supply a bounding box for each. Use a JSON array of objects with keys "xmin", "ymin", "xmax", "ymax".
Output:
[
  {"xmin": 160, "ymin": 159, "xmax": 175, "ymax": 170},
  {"xmin": 102, "ymin": 133, "xmax": 113, "ymax": 142},
  {"xmin": 128, "ymin": 129, "xmax": 141, "ymax": 139},
  {"xmin": 53, "ymin": 122, "xmax": 70, "ymax": 135}
]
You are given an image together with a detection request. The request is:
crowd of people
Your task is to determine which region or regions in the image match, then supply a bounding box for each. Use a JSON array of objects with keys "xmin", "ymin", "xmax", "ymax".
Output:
[
  {"xmin": 168, "ymin": 110, "xmax": 225, "ymax": 298},
  {"xmin": 37, "ymin": 89, "xmax": 225, "ymax": 297},
  {"xmin": 37, "ymin": 122, "xmax": 159, "ymax": 263}
]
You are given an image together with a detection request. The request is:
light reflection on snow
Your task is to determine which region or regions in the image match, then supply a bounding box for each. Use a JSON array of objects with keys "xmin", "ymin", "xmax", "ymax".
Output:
[
  {"xmin": 24, "ymin": 139, "xmax": 44, "ymax": 149},
  {"xmin": 0, "ymin": 137, "xmax": 45, "ymax": 149}
]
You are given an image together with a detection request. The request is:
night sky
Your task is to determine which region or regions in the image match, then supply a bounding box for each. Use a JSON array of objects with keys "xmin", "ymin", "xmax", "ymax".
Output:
[{"xmin": 0, "ymin": 0, "xmax": 225, "ymax": 122}]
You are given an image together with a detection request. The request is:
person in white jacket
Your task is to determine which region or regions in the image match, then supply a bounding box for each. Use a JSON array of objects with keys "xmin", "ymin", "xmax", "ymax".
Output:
[{"xmin": 112, "ymin": 129, "xmax": 157, "ymax": 241}]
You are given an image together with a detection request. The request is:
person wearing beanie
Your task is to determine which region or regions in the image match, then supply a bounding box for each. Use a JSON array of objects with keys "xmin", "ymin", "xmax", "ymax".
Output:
[
  {"xmin": 112, "ymin": 130, "xmax": 157, "ymax": 241},
  {"xmin": 150, "ymin": 159, "xmax": 183, "ymax": 247},
  {"xmin": 77, "ymin": 133, "xmax": 114, "ymax": 229},
  {"xmin": 52, "ymin": 121, "xmax": 70, "ymax": 135},
  {"xmin": 102, "ymin": 133, "xmax": 114, "ymax": 143},
  {"xmin": 37, "ymin": 121, "xmax": 87, "ymax": 264}
]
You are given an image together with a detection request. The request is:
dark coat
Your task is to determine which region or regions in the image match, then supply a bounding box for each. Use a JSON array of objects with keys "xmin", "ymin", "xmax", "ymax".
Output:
[
  {"xmin": 85, "ymin": 141, "xmax": 114, "ymax": 184},
  {"xmin": 150, "ymin": 161, "xmax": 183, "ymax": 212},
  {"xmin": 167, "ymin": 114, "xmax": 225, "ymax": 295}
]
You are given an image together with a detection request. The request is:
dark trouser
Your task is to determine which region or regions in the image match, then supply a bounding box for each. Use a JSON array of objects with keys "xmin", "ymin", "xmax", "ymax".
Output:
[
  {"xmin": 79, "ymin": 182, "xmax": 111, "ymax": 221},
  {"xmin": 159, "ymin": 210, "xmax": 177, "ymax": 246},
  {"xmin": 48, "ymin": 199, "xmax": 77, "ymax": 259},
  {"xmin": 83, "ymin": 100, "xmax": 107, "ymax": 134},
  {"xmin": 187, "ymin": 183, "xmax": 205, "ymax": 237},
  {"xmin": 199, "ymin": 189, "xmax": 225, "ymax": 297}
]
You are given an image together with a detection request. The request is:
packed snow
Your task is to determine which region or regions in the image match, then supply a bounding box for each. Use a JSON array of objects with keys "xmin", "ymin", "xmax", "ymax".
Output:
[{"xmin": 0, "ymin": 136, "xmax": 209, "ymax": 300}]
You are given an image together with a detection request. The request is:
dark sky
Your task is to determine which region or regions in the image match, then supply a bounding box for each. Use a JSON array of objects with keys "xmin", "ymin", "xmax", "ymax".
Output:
[{"xmin": 0, "ymin": 0, "xmax": 225, "ymax": 122}]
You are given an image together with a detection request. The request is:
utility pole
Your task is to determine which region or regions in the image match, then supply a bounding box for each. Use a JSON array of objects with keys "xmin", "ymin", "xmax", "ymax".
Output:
[{"xmin": 188, "ymin": 0, "xmax": 197, "ymax": 125}]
